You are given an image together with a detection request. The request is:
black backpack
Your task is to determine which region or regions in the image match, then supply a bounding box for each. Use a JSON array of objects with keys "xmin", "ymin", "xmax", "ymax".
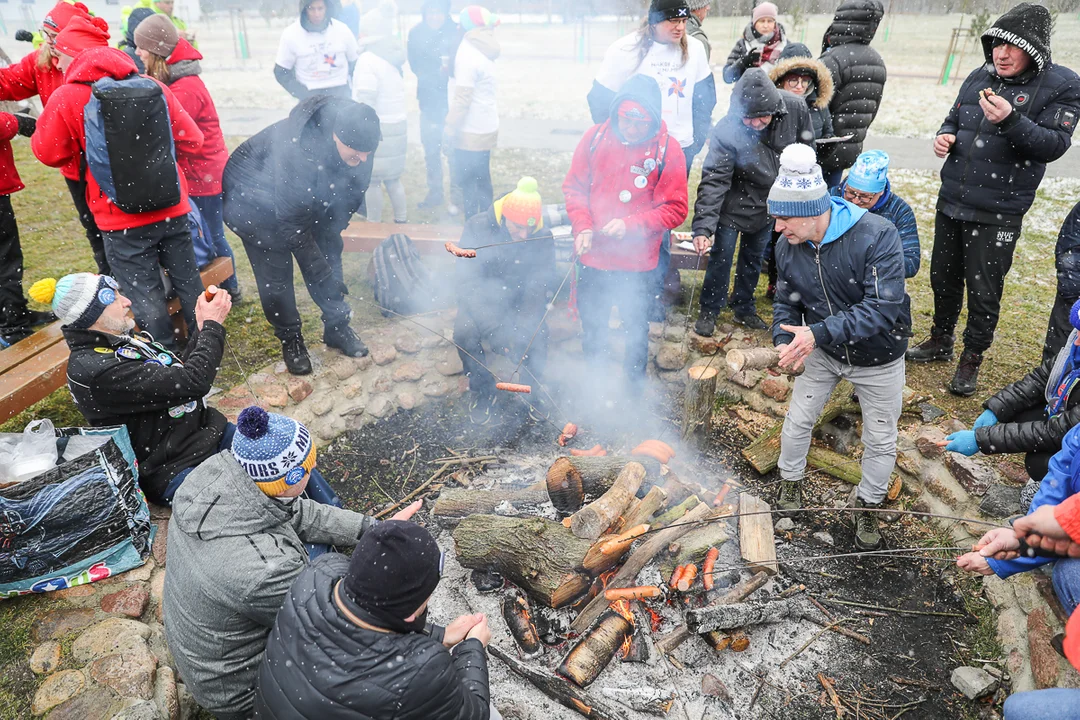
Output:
[
  {"xmin": 368, "ymin": 234, "xmax": 436, "ymax": 317},
  {"xmin": 83, "ymin": 74, "xmax": 182, "ymax": 214}
]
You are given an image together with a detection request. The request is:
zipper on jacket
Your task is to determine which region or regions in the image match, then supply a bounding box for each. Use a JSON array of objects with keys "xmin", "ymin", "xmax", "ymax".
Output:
[
  {"xmin": 815, "ymin": 244, "xmax": 852, "ymax": 365},
  {"xmin": 872, "ymin": 265, "xmax": 880, "ymax": 298}
]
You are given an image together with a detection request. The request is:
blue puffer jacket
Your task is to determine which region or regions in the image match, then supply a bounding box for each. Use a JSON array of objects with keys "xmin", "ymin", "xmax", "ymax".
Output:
[
  {"xmin": 832, "ymin": 180, "xmax": 920, "ymax": 278},
  {"xmin": 772, "ymin": 196, "xmax": 909, "ymax": 367}
]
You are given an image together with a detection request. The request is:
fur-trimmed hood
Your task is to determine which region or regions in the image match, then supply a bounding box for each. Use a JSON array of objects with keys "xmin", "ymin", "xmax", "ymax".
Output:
[{"xmin": 768, "ymin": 55, "xmax": 834, "ymax": 110}]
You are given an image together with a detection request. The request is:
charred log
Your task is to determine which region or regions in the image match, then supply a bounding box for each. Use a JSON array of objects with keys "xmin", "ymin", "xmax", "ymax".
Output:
[
  {"xmin": 558, "ymin": 609, "xmax": 635, "ymax": 687},
  {"xmin": 686, "ymin": 598, "xmax": 808, "ymax": 634},
  {"xmin": 502, "ymin": 592, "xmax": 542, "ymax": 658},
  {"xmin": 546, "ymin": 456, "xmax": 662, "ymax": 513},
  {"xmin": 489, "ymin": 645, "xmax": 630, "ymax": 720}
]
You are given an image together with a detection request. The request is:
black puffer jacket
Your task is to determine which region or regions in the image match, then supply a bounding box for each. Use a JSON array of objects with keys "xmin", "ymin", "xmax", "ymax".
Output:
[
  {"xmin": 1056, "ymin": 201, "xmax": 1080, "ymax": 300},
  {"xmin": 253, "ymin": 554, "xmax": 491, "ymax": 720},
  {"xmin": 937, "ymin": 4, "xmax": 1080, "ymax": 226},
  {"xmin": 692, "ymin": 69, "xmax": 812, "ymax": 236},
  {"xmin": 977, "ymin": 341, "xmax": 1080, "ymax": 455},
  {"xmin": 817, "ymin": 0, "xmax": 886, "ymax": 175}
]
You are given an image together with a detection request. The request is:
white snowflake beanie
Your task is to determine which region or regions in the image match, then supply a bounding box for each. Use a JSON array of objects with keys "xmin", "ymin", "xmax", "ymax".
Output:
[
  {"xmin": 232, "ymin": 406, "xmax": 317, "ymax": 497},
  {"xmin": 768, "ymin": 144, "xmax": 831, "ymax": 218}
]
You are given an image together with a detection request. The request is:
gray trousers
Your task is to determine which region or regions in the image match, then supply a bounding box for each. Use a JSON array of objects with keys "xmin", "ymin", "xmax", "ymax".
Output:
[{"xmin": 778, "ymin": 350, "xmax": 905, "ymax": 504}]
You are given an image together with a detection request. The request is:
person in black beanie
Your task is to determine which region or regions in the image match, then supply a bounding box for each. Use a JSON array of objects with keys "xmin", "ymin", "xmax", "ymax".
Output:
[
  {"xmin": 254, "ymin": 521, "xmax": 496, "ymax": 720},
  {"xmin": 224, "ymin": 95, "xmax": 380, "ymax": 375},
  {"xmin": 908, "ymin": 2, "xmax": 1080, "ymax": 398}
]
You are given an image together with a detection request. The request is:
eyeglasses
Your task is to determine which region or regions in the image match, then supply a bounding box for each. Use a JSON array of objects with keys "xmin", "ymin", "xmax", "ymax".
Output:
[{"xmin": 844, "ymin": 187, "xmax": 878, "ymax": 204}]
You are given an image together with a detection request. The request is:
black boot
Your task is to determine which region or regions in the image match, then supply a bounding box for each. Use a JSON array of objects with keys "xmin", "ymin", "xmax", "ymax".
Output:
[
  {"xmin": 324, "ymin": 324, "xmax": 369, "ymax": 358},
  {"xmin": 906, "ymin": 328, "xmax": 954, "ymax": 362},
  {"xmin": 734, "ymin": 311, "xmax": 767, "ymax": 331},
  {"xmin": 947, "ymin": 349, "xmax": 983, "ymax": 397},
  {"xmin": 282, "ymin": 335, "xmax": 312, "ymax": 375},
  {"xmin": 694, "ymin": 311, "xmax": 717, "ymax": 337}
]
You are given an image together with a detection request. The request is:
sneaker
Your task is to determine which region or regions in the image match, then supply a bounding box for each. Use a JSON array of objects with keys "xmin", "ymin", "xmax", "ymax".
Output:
[
  {"xmin": 851, "ymin": 496, "xmax": 883, "ymax": 551},
  {"xmin": 281, "ymin": 336, "xmax": 312, "ymax": 375},
  {"xmin": 468, "ymin": 393, "xmax": 495, "ymax": 425},
  {"xmin": 324, "ymin": 324, "xmax": 369, "ymax": 358},
  {"xmin": 694, "ymin": 311, "xmax": 717, "ymax": 337},
  {"xmin": 946, "ymin": 349, "xmax": 983, "ymax": 397},
  {"xmin": 734, "ymin": 312, "xmax": 768, "ymax": 331},
  {"xmin": 777, "ymin": 481, "xmax": 802, "ymax": 513},
  {"xmin": 905, "ymin": 330, "xmax": 954, "ymax": 363}
]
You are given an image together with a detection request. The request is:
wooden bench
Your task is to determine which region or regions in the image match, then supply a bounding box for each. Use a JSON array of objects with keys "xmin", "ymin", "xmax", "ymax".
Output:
[
  {"xmin": 0, "ymin": 257, "xmax": 234, "ymax": 425},
  {"xmin": 341, "ymin": 221, "xmax": 707, "ymax": 270}
]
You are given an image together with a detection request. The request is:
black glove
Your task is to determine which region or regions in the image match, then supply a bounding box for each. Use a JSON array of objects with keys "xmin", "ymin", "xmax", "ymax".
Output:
[
  {"xmin": 15, "ymin": 29, "xmax": 34, "ymax": 42},
  {"xmin": 742, "ymin": 49, "xmax": 761, "ymax": 69},
  {"xmin": 14, "ymin": 114, "xmax": 35, "ymax": 137}
]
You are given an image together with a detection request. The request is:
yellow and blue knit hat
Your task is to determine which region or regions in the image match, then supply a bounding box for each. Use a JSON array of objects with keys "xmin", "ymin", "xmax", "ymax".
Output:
[
  {"xmin": 232, "ymin": 407, "xmax": 317, "ymax": 497},
  {"xmin": 28, "ymin": 273, "xmax": 118, "ymax": 329}
]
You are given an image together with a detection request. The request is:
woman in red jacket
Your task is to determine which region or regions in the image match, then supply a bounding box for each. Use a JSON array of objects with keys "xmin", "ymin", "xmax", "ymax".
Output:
[
  {"xmin": 0, "ymin": 1, "xmax": 112, "ymax": 276},
  {"xmin": 33, "ymin": 16, "xmax": 205, "ymax": 349},
  {"xmin": 562, "ymin": 73, "xmax": 687, "ymax": 396},
  {"xmin": 0, "ymin": 111, "xmax": 43, "ymax": 347},
  {"xmin": 134, "ymin": 14, "xmax": 240, "ymax": 299}
]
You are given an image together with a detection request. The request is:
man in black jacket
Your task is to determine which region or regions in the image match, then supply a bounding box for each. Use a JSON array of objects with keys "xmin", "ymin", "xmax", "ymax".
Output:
[
  {"xmin": 35, "ymin": 271, "xmax": 232, "ymax": 504},
  {"xmin": 254, "ymin": 521, "xmax": 495, "ymax": 720},
  {"xmin": 768, "ymin": 144, "xmax": 909, "ymax": 551},
  {"xmin": 408, "ymin": 0, "xmax": 457, "ymax": 210},
  {"xmin": 817, "ymin": 0, "xmax": 886, "ymax": 188},
  {"xmin": 908, "ymin": 3, "xmax": 1080, "ymax": 398},
  {"xmin": 692, "ymin": 68, "xmax": 812, "ymax": 335},
  {"xmin": 224, "ymin": 95, "xmax": 379, "ymax": 375},
  {"xmin": 1045, "ymin": 201, "xmax": 1080, "ymax": 364}
]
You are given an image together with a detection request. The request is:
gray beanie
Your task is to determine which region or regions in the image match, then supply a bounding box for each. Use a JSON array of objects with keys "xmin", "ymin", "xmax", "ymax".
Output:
[{"xmin": 134, "ymin": 13, "xmax": 179, "ymax": 57}]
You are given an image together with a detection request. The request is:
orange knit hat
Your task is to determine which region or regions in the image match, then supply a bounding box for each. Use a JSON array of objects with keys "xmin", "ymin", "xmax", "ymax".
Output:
[{"xmin": 499, "ymin": 176, "xmax": 543, "ymax": 228}]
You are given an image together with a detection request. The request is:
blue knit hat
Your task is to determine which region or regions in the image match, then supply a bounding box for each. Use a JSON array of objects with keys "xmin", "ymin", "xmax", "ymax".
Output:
[
  {"xmin": 1070, "ymin": 299, "xmax": 1080, "ymax": 331},
  {"xmin": 231, "ymin": 407, "xmax": 317, "ymax": 496},
  {"xmin": 28, "ymin": 273, "xmax": 119, "ymax": 329},
  {"xmin": 846, "ymin": 150, "xmax": 890, "ymax": 194},
  {"xmin": 768, "ymin": 144, "xmax": 831, "ymax": 218}
]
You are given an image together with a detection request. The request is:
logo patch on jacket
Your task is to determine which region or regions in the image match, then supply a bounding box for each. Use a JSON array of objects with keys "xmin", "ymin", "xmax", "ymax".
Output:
[
  {"xmin": 1060, "ymin": 109, "xmax": 1078, "ymax": 133},
  {"xmin": 1014, "ymin": 92, "xmax": 1029, "ymax": 106}
]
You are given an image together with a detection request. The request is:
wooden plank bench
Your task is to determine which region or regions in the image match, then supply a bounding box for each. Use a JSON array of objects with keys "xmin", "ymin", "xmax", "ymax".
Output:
[{"xmin": 0, "ymin": 257, "xmax": 234, "ymax": 425}]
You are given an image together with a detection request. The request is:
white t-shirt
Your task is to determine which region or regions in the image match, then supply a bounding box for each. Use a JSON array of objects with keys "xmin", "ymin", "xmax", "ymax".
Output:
[
  {"xmin": 448, "ymin": 35, "xmax": 499, "ymax": 136},
  {"xmin": 276, "ymin": 19, "xmax": 359, "ymax": 91},
  {"xmin": 594, "ymin": 32, "xmax": 712, "ymax": 148},
  {"xmin": 352, "ymin": 52, "xmax": 407, "ymax": 124}
]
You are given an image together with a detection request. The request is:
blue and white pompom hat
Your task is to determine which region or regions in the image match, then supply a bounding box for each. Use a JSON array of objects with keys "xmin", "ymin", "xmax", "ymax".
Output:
[
  {"xmin": 28, "ymin": 274, "xmax": 119, "ymax": 329},
  {"xmin": 767, "ymin": 144, "xmax": 832, "ymax": 218},
  {"xmin": 231, "ymin": 407, "xmax": 317, "ymax": 497}
]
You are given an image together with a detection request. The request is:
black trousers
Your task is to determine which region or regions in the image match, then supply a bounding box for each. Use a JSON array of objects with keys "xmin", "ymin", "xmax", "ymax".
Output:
[
  {"xmin": 452, "ymin": 149, "xmax": 492, "ymax": 220},
  {"xmin": 453, "ymin": 301, "xmax": 547, "ymax": 398},
  {"xmin": 420, "ymin": 110, "xmax": 446, "ymax": 203},
  {"xmin": 1043, "ymin": 291, "xmax": 1078, "ymax": 365},
  {"xmin": 577, "ymin": 266, "xmax": 651, "ymax": 383},
  {"xmin": 1009, "ymin": 405, "xmax": 1057, "ymax": 483},
  {"xmin": 929, "ymin": 210, "xmax": 1020, "ymax": 354},
  {"xmin": 0, "ymin": 195, "xmax": 28, "ymax": 327},
  {"xmin": 65, "ymin": 177, "xmax": 109, "ymax": 276}
]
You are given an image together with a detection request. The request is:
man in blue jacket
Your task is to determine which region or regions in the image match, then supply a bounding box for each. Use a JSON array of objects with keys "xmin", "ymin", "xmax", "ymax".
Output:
[{"xmin": 769, "ymin": 144, "xmax": 910, "ymax": 551}]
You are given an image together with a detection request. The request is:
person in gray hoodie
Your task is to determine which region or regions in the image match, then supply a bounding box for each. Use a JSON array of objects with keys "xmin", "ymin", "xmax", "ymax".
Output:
[{"xmin": 164, "ymin": 406, "xmax": 420, "ymax": 720}]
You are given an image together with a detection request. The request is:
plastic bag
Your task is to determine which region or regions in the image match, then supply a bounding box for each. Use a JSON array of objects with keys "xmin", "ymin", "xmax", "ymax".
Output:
[{"xmin": 9, "ymin": 420, "xmax": 58, "ymax": 483}]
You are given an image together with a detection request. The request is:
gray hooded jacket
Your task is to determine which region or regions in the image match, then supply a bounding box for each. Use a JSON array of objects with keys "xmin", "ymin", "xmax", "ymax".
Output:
[{"xmin": 163, "ymin": 451, "xmax": 375, "ymax": 720}]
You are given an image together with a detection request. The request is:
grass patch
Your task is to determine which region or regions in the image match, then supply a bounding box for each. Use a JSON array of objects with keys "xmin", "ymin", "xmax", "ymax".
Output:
[{"xmin": 0, "ymin": 595, "xmax": 59, "ymax": 720}]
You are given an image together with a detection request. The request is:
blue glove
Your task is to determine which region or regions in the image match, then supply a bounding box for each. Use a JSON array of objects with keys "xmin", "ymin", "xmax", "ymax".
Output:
[
  {"xmin": 972, "ymin": 409, "xmax": 998, "ymax": 430},
  {"xmin": 945, "ymin": 430, "xmax": 979, "ymax": 456}
]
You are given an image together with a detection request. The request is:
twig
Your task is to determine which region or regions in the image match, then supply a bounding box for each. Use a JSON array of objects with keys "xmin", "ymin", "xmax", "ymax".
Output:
[
  {"xmin": 812, "ymin": 596, "xmax": 965, "ymax": 618},
  {"xmin": 803, "ymin": 613, "xmax": 872, "ymax": 646},
  {"xmin": 809, "ymin": 596, "xmax": 835, "ymax": 620},
  {"xmin": 375, "ymin": 462, "xmax": 452, "ymax": 518},
  {"xmin": 430, "ymin": 454, "xmax": 500, "ymax": 465},
  {"xmin": 888, "ymin": 675, "xmax": 940, "ymax": 690},
  {"xmin": 749, "ymin": 672, "xmax": 767, "ymax": 709},
  {"xmin": 779, "ymin": 619, "xmax": 853, "ymax": 668},
  {"xmin": 818, "ymin": 674, "xmax": 844, "ymax": 718}
]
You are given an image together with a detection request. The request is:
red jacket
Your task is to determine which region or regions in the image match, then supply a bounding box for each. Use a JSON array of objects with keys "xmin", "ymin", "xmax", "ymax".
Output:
[
  {"xmin": 0, "ymin": 50, "xmax": 76, "ymax": 180},
  {"xmin": 563, "ymin": 120, "xmax": 687, "ymax": 272},
  {"xmin": 1055, "ymin": 493, "xmax": 1080, "ymax": 671},
  {"xmin": 32, "ymin": 47, "xmax": 204, "ymax": 232},
  {"xmin": 166, "ymin": 39, "xmax": 228, "ymax": 196},
  {"xmin": 0, "ymin": 113, "xmax": 24, "ymax": 196}
]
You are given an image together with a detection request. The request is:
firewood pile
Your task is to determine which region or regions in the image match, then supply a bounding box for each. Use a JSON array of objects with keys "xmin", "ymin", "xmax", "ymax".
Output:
[{"xmin": 429, "ymin": 449, "xmax": 842, "ymax": 719}]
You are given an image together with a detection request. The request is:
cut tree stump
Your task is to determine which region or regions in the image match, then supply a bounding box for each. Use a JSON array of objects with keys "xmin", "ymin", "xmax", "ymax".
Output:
[
  {"xmin": 432, "ymin": 484, "xmax": 549, "ymax": 519},
  {"xmin": 739, "ymin": 495, "xmax": 778, "ymax": 575},
  {"xmin": 726, "ymin": 348, "xmax": 780, "ymax": 375},
  {"xmin": 571, "ymin": 463, "xmax": 646, "ymax": 540},
  {"xmin": 681, "ymin": 365, "xmax": 718, "ymax": 449},
  {"xmin": 546, "ymin": 456, "xmax": 662, "ymax": 513},
  {"xmin": 686, "ymin": 598, "xmax": 807, "ymax": 633},
  {"xmin": 452, "ymin": 515, "xmax": 593, "ymax": 608},
  {"xmin": 489, "ymin": 645, "xmax": 630, "ymax": 720}
]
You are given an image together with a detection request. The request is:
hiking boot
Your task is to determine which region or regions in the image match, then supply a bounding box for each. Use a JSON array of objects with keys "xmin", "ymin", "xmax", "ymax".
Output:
[
  {"xmin": 777, "ymin": 481, "xmax": 803, "ymax": 513},
  {"xmin": 282, "ymin": 336, "xmax": 312, "ymax": 376},
  {"xmin": 324, "ymin": 324, "xmax": 369, "ymax": 358},
  {"xmin": 905, "ymin": 330, "xmax": 954, "ymax": 363},
  {"xmin": 851, "ymin": 496, "xmax": 883, "ymax": 551},
  {"xmin": 0, "ymin": 326, "xmax": 33, "ymax": 348},
  {"xmin": 947, "ymin": 349, "xmax": 983, "ymax": 397},
  {"xmin": 468, "ymin": 393, "xmax": 495, "ymax": 425},
  {"xmin": 734, "ymin": 312, "xmax": 768, "ymax": 331},
  {"xmin": 694, "ymin": 311, "xmax": 717, "ymax": 337}
]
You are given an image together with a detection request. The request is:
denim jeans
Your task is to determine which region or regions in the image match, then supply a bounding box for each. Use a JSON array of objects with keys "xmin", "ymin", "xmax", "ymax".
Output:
[
  {"xmin": 577, "ymin": 265, "xmax": 651, "ymax": 384},
  {"xmin": 1053, "ymin": 557, "xmax": 1080, "ymax": 613},
  {"xmin": 699, "ymin": 223, "xmax": 771, "ymax": 316},
  {"xmin": 190, "ymin": 194, "xmax": 239, "ymax": 293},
  {"xmin": 1003, "ymin": 689, "xmax": 1080, "ymax": 720},
  {"xmin": 420, "ymin": 110, "xmax": 446, "ymax": 203}
]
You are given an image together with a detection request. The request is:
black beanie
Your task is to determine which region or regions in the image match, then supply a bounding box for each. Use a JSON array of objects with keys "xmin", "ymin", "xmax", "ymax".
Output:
[
  {"xmin": 648, "ymin": 0, "xmax": 689, "ymax": 25},
  {"xmin": 981, "ymin": 2, "xmax": 1051, "ymax": 74},
  {"xmin": 342, "ymin": 521, "xmax": 442, "ymax": 620},
  {"xmin": 334, "ymin": 102, "xmax": 382, "ymax": 152}
]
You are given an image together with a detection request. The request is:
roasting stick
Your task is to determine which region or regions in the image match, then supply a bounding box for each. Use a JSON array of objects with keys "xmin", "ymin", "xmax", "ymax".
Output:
[{"xmin": 204, "ymin": 286, "xmax": 260, "ymax": 403}]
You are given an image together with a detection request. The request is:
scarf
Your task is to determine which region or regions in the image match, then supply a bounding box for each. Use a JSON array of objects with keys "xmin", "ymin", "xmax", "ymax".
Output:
[
  {"xmin": 1046, "ymin": 329, "xmax": 1080, "ymax": 417},
  {"xmin": 744, "ymin": 21, "xmax": 786, "ymax": 68}
]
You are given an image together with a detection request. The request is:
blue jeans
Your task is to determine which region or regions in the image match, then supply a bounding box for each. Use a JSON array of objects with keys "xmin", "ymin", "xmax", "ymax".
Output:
[
  {"xmin": 577, "ymin": 266, "xmax": 651, "ymax": 385},
  {"xmin": 699, "ymin": 224, "xmax": 772, "ymax": 316},
  {"xmin": 1053, "ymin": 557, "xmax": 1080, "ymax": 613},
  {"xmin": 190, "ymin": 194, "xmax": 239, "ymax": 293},
  {"xmin": 1004, "ymin": 689, "xmax": 1080, "ymax": 720}
]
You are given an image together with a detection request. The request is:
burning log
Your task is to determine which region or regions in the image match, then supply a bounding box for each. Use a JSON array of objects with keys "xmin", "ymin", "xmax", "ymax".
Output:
[
  {"xmin": 582, "ymin": 525, "xmax": 650, "ymax": 575},
  {"xmin": 661, "ymin": 473, "xmax": 715, "ymax": 506},
  {"xmin": 725, "ymin": 347, "xmax": 780, "ymax": 375},
  {"xmin": 651, "ymin": 495, "xmax": 700, "ymax": 529},
  {"xmin": 571, "ymin": 503, "xmax": 714, "ymax": 635},
  {"xmin": 502, "ymin": 592, "xmax": 543, "ymax": 659},
  {"xmin": 681, "ymin": 365, "xmax": 718, "ymax": 449},
  {"xmin": 600, "ymin": 687, "xmax": 675, "ymax": 715},
  {"xmin": 619, "ymin": 486, "xmax": 668, "ymax": 531},
  {"xmin": 452, "ymin": 515, "xmax": 593, "ymax": 608},
  {"xmin": 654, "ymin": 571, "xmax": 770, "ymax": 655},
  {"xmin": 686, "ymin": 598, "xmax": 808, "ymax": 633},
  {"xmin": 489, "ymin": 645, "xmax": 631, "ymax": 720},
  {"xmin": 620, "ymin": 631, "xmax": 650, "ymax": 664},
  {"xmin": 558, "ymin": 609, "xmax": 635, "ymax": 687},
  {"xmin": 571, "ymin": 463, "xmax": 647, "ymax": 540},
  {"xmin": 432, "ymin": 484, "xmax": 548, "ymax": 520},
  {"xmin": 569, "ymin": 577, "xmax": 604, "ymax": 614},
  {"xmin": 546, "ymin": 456, "xmax": 662, "ymax": 514}
]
